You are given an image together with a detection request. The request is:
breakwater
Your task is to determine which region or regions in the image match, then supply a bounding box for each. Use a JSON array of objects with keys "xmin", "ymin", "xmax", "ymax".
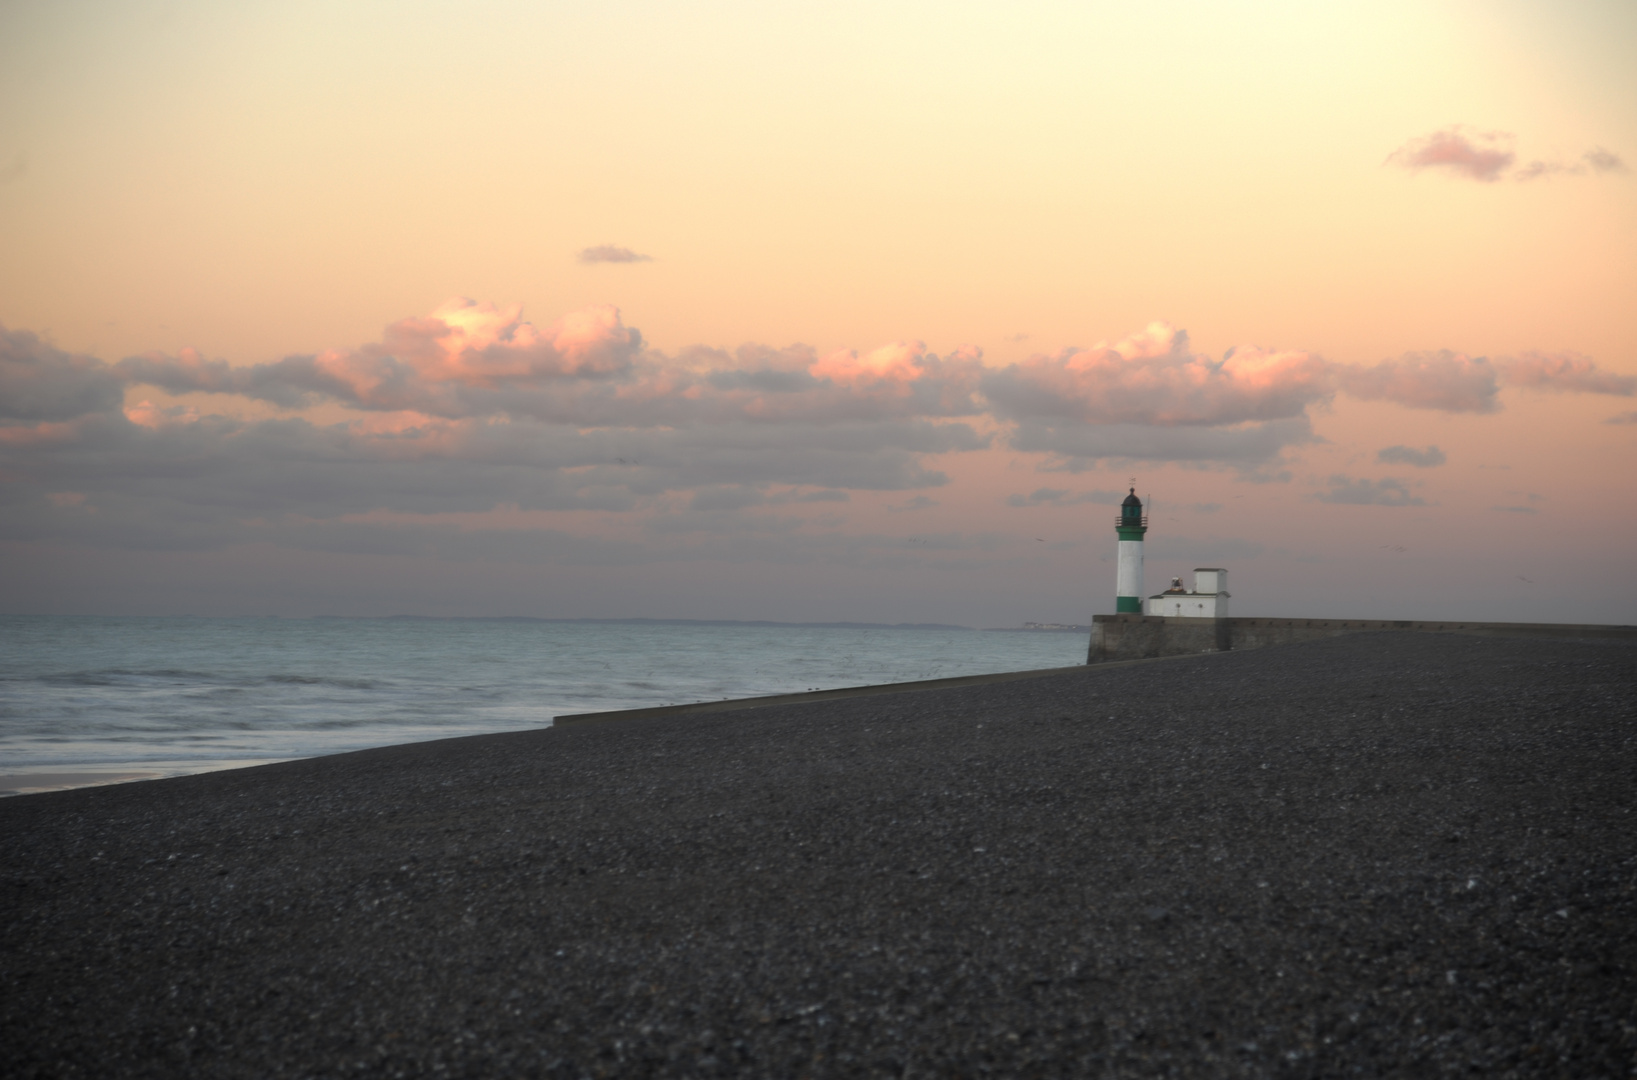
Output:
[{"xmin": 1090, "ymin": 613, "xmax": 1637, "ymax": 662}]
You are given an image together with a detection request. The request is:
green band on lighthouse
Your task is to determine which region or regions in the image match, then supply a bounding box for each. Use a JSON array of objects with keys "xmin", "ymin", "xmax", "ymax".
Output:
[{"xmin": 1116, "ymin": 596, "xmax": 1142, "ymax": 613}]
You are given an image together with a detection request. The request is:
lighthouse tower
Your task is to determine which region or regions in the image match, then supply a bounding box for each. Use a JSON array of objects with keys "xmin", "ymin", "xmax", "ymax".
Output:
[{"xmin": 1114, "ymin": 488, "xmax": 1147, "ymax": 613}]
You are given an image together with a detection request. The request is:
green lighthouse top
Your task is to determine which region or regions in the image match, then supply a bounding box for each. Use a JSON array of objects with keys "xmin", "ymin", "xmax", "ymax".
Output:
[{"xmin": 1116, "ymin": 487, "xmax": 1147, "ymax": 539}]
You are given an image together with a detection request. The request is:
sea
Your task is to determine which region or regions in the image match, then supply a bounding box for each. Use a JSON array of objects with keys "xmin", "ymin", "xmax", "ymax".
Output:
[{"xmin": 0, "ymin": 615, "xmax": 1087, "ymax": 792}]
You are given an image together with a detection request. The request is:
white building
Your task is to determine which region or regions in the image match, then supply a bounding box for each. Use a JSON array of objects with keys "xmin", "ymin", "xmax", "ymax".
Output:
[{"xmin": 1146, "ymin": 568, "xmax": 1229, "ymax": 618}]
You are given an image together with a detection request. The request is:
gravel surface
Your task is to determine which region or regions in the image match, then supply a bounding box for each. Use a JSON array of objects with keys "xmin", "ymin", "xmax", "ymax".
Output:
[{"xmin": 3, "ymin": 631, "xmax": 1635, "ymax": 1078}]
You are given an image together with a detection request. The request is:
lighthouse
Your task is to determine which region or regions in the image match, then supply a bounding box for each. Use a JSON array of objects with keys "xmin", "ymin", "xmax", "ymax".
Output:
[{"xmin": 1115, "ymin": 487, "xmax": 1147, "ymax": 613}]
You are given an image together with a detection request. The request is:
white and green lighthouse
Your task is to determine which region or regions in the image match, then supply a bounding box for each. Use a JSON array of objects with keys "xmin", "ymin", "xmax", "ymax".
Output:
[{"xmin": 1114, "ymin": 488, "xmax": 1147, "ymax": 613}]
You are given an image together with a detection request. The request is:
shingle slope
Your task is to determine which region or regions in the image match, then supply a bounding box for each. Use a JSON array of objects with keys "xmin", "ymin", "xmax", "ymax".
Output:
[{"xmin": 2, "ymin": 632, "xmax": 1634, "ymax": 1078}]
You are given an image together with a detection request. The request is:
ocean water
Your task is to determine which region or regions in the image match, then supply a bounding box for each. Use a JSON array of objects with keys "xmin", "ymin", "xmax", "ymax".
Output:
[{"xmin": 0, "ymin": 615, "xmax": 1087, "ymax": 786}]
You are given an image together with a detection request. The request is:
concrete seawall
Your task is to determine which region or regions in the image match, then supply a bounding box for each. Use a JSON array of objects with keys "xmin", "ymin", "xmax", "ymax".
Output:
[{"xmin": 1090, "ymin": 613, "xmax": 1637, "ymax": 662}]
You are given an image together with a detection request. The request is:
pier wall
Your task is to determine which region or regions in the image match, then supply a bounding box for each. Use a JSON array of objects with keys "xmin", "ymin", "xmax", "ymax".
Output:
[{"xmin": 1089, "ymin": 614, "xmax": 1637, "ymax": 663}]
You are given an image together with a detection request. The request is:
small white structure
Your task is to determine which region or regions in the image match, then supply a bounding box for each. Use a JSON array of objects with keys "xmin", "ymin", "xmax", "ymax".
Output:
[{"xmin": 1146, "ymin": 567, "xmax": 1229, "ymax": 618}]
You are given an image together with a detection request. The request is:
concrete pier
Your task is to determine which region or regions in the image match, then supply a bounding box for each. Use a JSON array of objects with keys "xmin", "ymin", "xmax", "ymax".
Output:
[{"xmin": 1089, "ymin": 612, "xmax": 1637, "ymax": 662}]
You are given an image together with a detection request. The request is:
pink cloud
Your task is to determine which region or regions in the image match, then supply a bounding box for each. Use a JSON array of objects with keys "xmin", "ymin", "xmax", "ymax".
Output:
[
  {"xmin": 370, "ymin": 299, "xmax": 642, "ymax": 388},
  {"xmin": 93, "ymin": 304, "xmax": 1637, "ymax": 437},
  {"xmin": 1515, "ymin": 148, "xmax": 1629, "ymax": 181},
  {"xmin": 117, "ymin": 304, "xmax": 989, "ymax": 429},
  {"xmin": 117, "ymin": 301, "xmax": 646, "ymax": 416},
  {"xmin": 577, "ymin": 244, "xmax": 652, "ymax": 264},
  {"xmin": 121, "ymin": 397, "xmax": 203, "ymax": 429},
  {"xmin": 1583, "ymin": 147, "xmax": 1627, "ymax": 174},
  {"xmin": 811, "ymin": 341, "xmax": 931, "ymax": 387},
  {"xmin": 1497, "ymin": 351, "xmax": 1635, "ymax": 396},
  {"xmin": 1337, "ymin": 348, "xmax": 1632, "ymax": 411},
  {"xmin": 982, "ymin": 322, "xmax": 1333, "ymax": 427},
  {"xmin": 1389, "ymin": 128, "xmax": 1628, "ymax": 183},
  {"xmin": 1514, "ymin": 159, "xmax": 1573, "ymax": 181},
  {"xmin": 1387, "ymin": 127, "xmax": 1515, "ymax": 182},
  {"xmin": 0, "ymin": 418, "xmax": 86, "ymax": 446},
  {"xmin": 123, "ymin": 400, "xmax": 166, "ymax": 428},
  {"xmin": 1338, "ymin": 351, "xmax": 1500, "ymax": 413}
]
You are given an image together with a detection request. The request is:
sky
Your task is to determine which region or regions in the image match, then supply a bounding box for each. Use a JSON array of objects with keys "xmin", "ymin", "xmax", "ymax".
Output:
[{"xmin": 2, "ymin": 0, "xmax": 1634, "ymax": 625}]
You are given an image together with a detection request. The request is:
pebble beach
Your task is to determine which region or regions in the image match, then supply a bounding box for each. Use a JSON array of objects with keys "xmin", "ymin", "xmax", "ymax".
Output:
[{"xmin": 2, "ymin": 631, "xmax": 1634, "ymax": 1077}]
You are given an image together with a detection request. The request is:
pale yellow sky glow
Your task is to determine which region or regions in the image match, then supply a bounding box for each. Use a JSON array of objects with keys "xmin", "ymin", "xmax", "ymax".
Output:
[{"xmin": 1, "ymin": 0, "xmax": 1633, "ymax": 622}]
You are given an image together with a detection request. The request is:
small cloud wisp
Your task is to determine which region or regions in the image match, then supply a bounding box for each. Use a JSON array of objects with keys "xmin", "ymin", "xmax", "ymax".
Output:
[
  {"xmin": 577, "ymin": 245, "xmax": 654, "ymax": 264},
  {"xmin": 1311, "ymin": 476, "xmax": 1427, "ymax": 507},
  {"xmin": 1377, "ymin": 445, "xmax": 1446, "ymax": 468},
  {"xmin": 1387, "ymin": 127, "xmax": 1514, "ymax": 182},
  {"xmin": 1389, "ymin": 128, "xmax": 1626, "ymax": 184}
]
